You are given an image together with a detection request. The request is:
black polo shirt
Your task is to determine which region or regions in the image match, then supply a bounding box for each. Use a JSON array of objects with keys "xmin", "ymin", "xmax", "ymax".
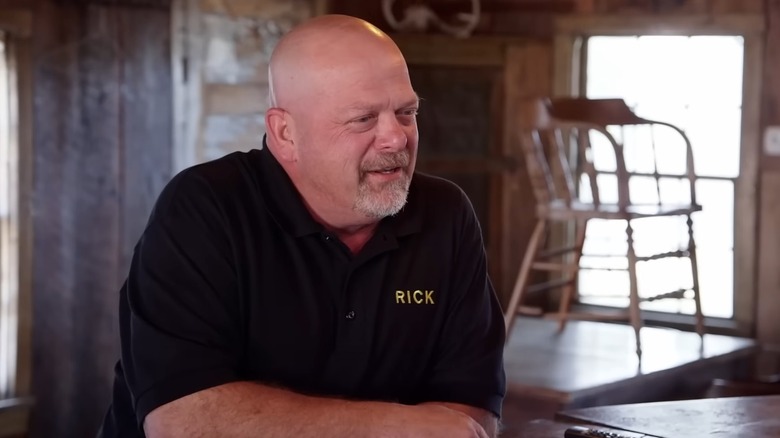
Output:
[{"xmin": 99, "ymin": 144, "xmax": 506, "ymax": 436}]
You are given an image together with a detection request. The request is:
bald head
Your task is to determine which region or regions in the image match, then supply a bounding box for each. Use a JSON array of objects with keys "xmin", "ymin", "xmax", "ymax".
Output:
[
  {"xmin": 268, "ymin": 15, "xmax": 407, "ymax": 112},
  {"xmin": 263, "ymin": 15, "xmax": 419, "ymax": 229}
]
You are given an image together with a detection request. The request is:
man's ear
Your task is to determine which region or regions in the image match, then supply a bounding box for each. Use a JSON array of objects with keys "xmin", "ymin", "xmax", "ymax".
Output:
[{"xmin": 265, "ymin": 107, "xmax": 297, "ymax": 162}]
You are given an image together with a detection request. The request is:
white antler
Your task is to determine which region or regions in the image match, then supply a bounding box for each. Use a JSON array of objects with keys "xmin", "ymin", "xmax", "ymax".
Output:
[
  {"xmin": 446, "ymin": 0, "xmax": 480, "ymax": 38},
  {"xmin": 381, "ymin": 0, "xmax": 403, "ymax": 30},
  {"xmin": 382, "ymin": 0, "xmax": 481, "ymax": 38}
]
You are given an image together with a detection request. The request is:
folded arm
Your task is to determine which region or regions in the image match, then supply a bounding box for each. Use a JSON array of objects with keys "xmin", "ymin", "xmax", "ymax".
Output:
[{"xmin": 144, "ymin": 382, "xmax": 490, "ymax": 438}]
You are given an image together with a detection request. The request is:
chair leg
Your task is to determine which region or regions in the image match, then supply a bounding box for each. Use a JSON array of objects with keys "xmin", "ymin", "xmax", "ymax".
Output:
[
  {"xmin": 687, "ymin": 213, "xmax": 705, "ymax": 338},
  {"xmin": 504, "ymin": 219, "xmax": 547, "ymax": 340},
  {"xmin": 626, "ymin": 219, "xmax": 643, "ymax": 360},
  {"xmin": 557, "ymin": 218, "xmax": 587, "ymax": 332}
]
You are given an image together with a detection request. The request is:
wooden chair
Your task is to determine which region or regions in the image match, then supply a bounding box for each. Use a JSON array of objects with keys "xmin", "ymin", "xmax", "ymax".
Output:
[{"xmin": 504, "ymin": 97, "xmax": 705, "ymax": 358}]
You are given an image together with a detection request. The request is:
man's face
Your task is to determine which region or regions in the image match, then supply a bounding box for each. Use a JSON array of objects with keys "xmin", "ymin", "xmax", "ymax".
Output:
[{"xmin": 291, "ymin": 55, "xmax": 419, "ymax": 221}]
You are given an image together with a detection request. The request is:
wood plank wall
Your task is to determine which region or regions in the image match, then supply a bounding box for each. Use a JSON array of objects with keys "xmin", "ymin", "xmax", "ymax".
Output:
[
  {"xmin": 30, "ymin": 0, "xmax": 172, "ymax": 435},
  {"xmin": 757, "ymin": 0, "xmax": 780, "ymax": 347}
]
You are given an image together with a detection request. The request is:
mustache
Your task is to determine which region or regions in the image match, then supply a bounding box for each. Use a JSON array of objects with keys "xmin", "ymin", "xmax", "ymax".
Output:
[{"xmin": 360, "ymin": 151, "xmax": 411, "ymax": 173}]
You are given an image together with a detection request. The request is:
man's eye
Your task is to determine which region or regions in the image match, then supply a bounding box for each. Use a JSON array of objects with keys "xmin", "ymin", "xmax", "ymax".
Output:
[
  {"xmin": 353, "ymin": 115, "xmax": 375, "ymax": 124},
  {"xmin": 397, "ymin": 109, "xmax": 418, "ymax": 125}
]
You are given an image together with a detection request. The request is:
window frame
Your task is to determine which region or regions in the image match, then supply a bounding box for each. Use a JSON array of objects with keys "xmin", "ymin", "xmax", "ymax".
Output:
[
  {"xmin": 0, "ymin": 8, "xmax": 33, "ymax": 409},
  {"xmin": 552, "ymin": 14, "xmax": 765, "ymax": 337}
]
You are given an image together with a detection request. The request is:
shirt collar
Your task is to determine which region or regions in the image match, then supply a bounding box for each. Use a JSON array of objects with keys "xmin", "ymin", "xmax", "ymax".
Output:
[{"xmin": 256, "ymin": 138, "xmax": 322, "ymax": 237}]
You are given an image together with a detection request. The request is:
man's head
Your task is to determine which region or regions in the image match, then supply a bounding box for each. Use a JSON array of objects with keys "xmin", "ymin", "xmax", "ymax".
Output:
[{"xmin": 265, "ymin": 15, "xmax": 419, "ymax": 230}]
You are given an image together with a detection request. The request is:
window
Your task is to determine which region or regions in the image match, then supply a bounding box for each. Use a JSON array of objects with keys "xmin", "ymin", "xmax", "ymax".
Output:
[
  {"xmin": 0, "ymin": 32, "xmax": 19, "ymax": 398},
  {"xmin": 553, "ymin": 16, "xmax": 764, "ymax": 333},
  {"xmin": 578, "ymin": 35, "xmax": 743, "ymax": 319}
]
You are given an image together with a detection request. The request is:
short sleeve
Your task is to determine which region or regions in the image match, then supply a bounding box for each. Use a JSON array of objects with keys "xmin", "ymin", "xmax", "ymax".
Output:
[
  {"xmin": 119, "ymin": 170, "xmax": 244, "ymax": 427},
  {"xmin": 417, "ymin": 189, "xmax": 507, "ymax": 417}
]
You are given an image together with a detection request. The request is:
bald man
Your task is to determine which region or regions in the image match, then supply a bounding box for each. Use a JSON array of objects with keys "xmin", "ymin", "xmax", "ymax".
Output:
[{"xmin": 99, "ymin": 15, "xmax": 505, "ymax": 438}]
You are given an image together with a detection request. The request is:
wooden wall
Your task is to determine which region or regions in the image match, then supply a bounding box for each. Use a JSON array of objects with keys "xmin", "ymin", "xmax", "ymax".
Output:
[
  {"xmin": 174, "ymin": 0, "xmax": 317, "ymax": 170},
  {"xmin": 172, "ymin": 0, "xmax": 321, "ymax": 174},
  {"xmin": 757, "ymin": 0, "xmax": 780, "ymax": 347},
  {"xmin": 29, "ymin": 0, "xmax": 172, "ymax": 436}
]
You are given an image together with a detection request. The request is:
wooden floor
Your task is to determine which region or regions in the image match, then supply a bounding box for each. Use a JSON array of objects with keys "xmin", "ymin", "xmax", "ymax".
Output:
[{"xmin": 501, "ymin": 317, "xmax": 758, "ymax": 433}]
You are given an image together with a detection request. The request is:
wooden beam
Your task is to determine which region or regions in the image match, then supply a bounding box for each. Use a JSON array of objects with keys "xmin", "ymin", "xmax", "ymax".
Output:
[
  {"xmin": 32, "ymin": 4, "xmax": 123, "ymax": 434},
  {"xmin": 0, "ymin": 1, "xmax": 34, "ymax": 8},
  {"xmin": 757, "ymin": 0, "xmax": 780, "ymax": 346},
  {"xmin": 731, "ymin": 32, "xmax": 764, "ymax": 337},
  {"xmin": 556, "ymin": 14, "xmax": 766, "ymax": 35},
  {"xmin": 393, "ymin": 34, "xmax": 532, "ymax": 67},
  {"xmin": 60, "ymin": 0, "xmax": 171, "ymax": 9},
  {"xmin": 117, "ymin": 5, "xmax": 173, "ymax": 273},
  {"xmin": 9, "ymin": 29, "xmax": 33, "ymax": 403},
  {"xmin": 500, "ymin": 41, "xmax": 552, "ymax": 306},
  {"xmin": 313, "ymin": 0, "xmax": 329, "ymax": 15},
  {"xmin": 401, "ymin": 0, "xmax": 578, "ymax": 15},
  {"xmin": 30, "ymin": 1, "xmax": 172, "ymax": 435},
  {"xmin": 762, "ymin": 0, "xmax": 780, "ymax": 127}
]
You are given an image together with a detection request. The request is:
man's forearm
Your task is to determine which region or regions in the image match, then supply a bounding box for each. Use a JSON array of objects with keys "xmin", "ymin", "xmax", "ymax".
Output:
[
  {"xmin": 425, "ymin": 402, "xmax": 498, "ymax": 438},
  {"xmin": 144, "ymin": 381, "xmax": 390, "ymax": 438}
]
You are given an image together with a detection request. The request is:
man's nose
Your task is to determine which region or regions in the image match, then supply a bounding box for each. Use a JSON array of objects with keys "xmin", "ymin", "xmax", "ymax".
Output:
[{"xmin": 376, "ymin": 114, "xmax": 408, "ymax": 152}]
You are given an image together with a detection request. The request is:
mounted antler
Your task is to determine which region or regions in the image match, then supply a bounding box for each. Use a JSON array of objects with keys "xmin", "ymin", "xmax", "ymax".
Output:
[{"xmin": 382, "ymin": 0, "xmax": 481, "ymax": 38}]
